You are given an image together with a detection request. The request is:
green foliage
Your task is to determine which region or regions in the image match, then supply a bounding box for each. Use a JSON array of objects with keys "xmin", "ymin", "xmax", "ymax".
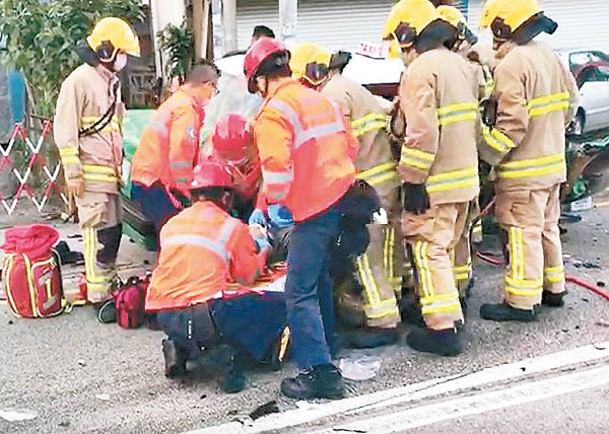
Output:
[
  {"xmin": 0, "ymin": 0, "xmax": 145, "ymax": 117},
  {"xmin": 158, "ymin": 22, "xmax": 194, "ymax": 82}
]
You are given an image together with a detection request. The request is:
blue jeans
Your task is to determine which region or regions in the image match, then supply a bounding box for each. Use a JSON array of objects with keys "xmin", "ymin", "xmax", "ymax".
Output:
[
  {"xmin": 131, "ymin": 184, "xmax": 182, "ymax": 232},
  {"xmin": 285, "ymin": 203, "xmax": 342, "ymax": 369},
  {"xmin": 156, "ymin": 293, "xmax": 287, "ymax": 362}
]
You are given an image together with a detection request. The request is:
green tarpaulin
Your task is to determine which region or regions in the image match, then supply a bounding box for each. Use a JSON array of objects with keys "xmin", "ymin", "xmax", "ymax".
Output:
[{"xmin": 121, "ymin": 109, "xmax": 154, "ymax": 199}]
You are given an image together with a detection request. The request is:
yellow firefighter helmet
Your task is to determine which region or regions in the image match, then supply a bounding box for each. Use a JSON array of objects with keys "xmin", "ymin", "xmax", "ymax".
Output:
[
  {"xmin": 290, "ymin": 42, "xmax": 331, "ymax": 86},
  {"xmin": 437, "ymin": 5, "xmax": 478, "ymax": 46},
  {"xmin": 87, "ymin": 17, "xmax": 141, "ymax": 60},
  {"xmin": 382, "ymin": 0, "xmax": 440, "ymax": 49},
  {"xmin": 479, "ymin": 0, "xmax": 542, "ymax": 35}
]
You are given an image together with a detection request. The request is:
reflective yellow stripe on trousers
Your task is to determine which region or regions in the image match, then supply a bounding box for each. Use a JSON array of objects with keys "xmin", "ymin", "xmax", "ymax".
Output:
[
  {"xmin": 420, "ymin": 292, "xmax": 462, "ymax": 315},
  {"xmin": 356, "ymin": 253, "xmax": 400, "ymax": 320},
  {"xmin": 505, "ymin": 227, "xmax": 542, "ymax": 298},
  {"xmin": 83, "ymin": 228, "xmax": 107, "ymax": 290},
  {"xmin": 450, "ymin": 250, "xmax": 472, "ymax": 283},
  {"xmin": 413, "ymin": 241, "xmax": 434, "ymax": 299},
  {"xmin": 544, "ymin": 265, "xmax": 565, "ymax": 284},
  {"xmin": 356, "ymin": 255, "xmax": 381, "ymax": 306}
]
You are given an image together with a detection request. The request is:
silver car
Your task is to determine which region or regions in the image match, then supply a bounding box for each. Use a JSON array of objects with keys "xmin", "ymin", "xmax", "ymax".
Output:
[{"xmin": 558, "ymin": 49, "xmax": 609, "ymax": 135}]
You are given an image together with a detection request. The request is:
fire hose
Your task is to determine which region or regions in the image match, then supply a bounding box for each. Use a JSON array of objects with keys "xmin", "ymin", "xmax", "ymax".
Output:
[{"xmin": 472, "ymin": 197, "xmax": 609, "ymax": 301}]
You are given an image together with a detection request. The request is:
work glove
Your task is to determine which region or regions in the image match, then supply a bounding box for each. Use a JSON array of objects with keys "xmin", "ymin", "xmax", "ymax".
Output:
[
  {"xmin": 402, "ymin": 182, "xmax": 430, "ymax": 215},
  {"xmin": 248, "ymin": 208, "xmax": 267, "ymax": 226},
  {"xmin": 267, "ymin": 204, "xmax": 293, "ymax": 229},
  {"xmin": 253, "ymin": 233, "xmax": 272, "ymax": 252},
  {"xmin": 249, "ymin": 225, "xmax": 272, "ymax": 252},
  {"xmin": 480, "ymin": 98, "xmax": 498, "ymax": 127}
]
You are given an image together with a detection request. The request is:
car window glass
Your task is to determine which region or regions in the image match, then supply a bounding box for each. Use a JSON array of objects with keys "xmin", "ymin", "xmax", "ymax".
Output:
[
  {"xmin": 597, "ymin": 66, "xmax": 609, "ymax": 80},
  {"xmin": 570, "ymin": 52, "xmax": 592, "ymax": 69},
  {"xmin": 589, "ymin": 52, "xmax": 609, "ymax": 63},
  {"xmin": 577, "ymin": 66, "xmax": 609, "ymax": 87}
]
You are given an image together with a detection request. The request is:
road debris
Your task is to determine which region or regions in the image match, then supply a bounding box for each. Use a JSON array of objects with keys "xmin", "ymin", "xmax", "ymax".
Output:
[
  {"xmin": 249, "ymin": 401, "xmax": 279, "ymax": 420},
  {"xmin": 95, "ymin": 394, "xmax": 110, "ymax": 401},
  {"xmin": 338, "ymin": 356, "xmax": 382, "ymax": 381},
  {"xmin": 573, "ymin": 260, "xmax": 601, "ymax": 269},
  {"xmin": 0, "ymin": 409, "xmax": 38, "ymax": 422}
]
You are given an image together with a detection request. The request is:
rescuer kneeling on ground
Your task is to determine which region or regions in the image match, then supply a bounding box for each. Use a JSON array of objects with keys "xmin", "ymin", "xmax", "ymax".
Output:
[{"xmin": 145, "ymin": 159, "xmax": 286, "ymax": 393}]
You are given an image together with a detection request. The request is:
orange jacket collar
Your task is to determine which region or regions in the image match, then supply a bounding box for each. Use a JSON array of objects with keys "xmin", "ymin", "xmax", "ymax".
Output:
[{"xmin": 263, "ymin": 78, "xmax": 299, "ymax": 103}]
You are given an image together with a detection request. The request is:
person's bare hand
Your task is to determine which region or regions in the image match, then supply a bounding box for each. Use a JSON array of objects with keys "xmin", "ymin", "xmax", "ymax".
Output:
[{"xmin": 68, "ymin": 178, "xmax": 85, "ymax": 197}]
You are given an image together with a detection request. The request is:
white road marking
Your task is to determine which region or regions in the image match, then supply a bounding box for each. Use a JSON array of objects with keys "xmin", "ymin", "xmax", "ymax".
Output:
[
  {"xmin": 184, "ymin": 341, "xmax": 609, "ymax": 434},
  {"xmin": 311, "ymin": 364, "xmax": 609, "ymax": 434}
]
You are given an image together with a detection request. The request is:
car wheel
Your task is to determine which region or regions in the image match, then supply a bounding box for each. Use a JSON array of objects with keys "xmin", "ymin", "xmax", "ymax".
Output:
[{"xmin": 570, "ymin": 111, "xmax": 585, "ymax": 136}]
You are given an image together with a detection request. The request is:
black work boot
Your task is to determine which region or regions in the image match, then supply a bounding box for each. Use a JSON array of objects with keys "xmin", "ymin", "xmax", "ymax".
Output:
[
  {"xmin": 480, "ymin": 303, "xmax": 538, "ymax": 322},
  {"xmin": 406, "ymin": 328, "xmax": 463, "ymax": 356},
  {"xmin": 459, "ymin": 297, "xmax": 468, "ymax": 320},
  {"xmin": 162, "ymin": 339, "xmax": 187, "ymax": 379},
  {"xmin": 221, "ymin": 370, "xmax": 246, "ymax": 393},
  {"xmin": 399, "ymin": 294, "xmax": 424, "ymax": 326},
  {"xmin": 465, "ymin": 276, "xmax": 475, "ymax": 298},
  {"xmin": 349, "ymin": 327, "xmax": 399, "ymax": 349},
  {"xmin": 281, "ymin": 364, "xmax": 345, "ymax": 400},
  {"xmin": 542, "ymin": 291, "xmax": 567, "ymax": 307}
]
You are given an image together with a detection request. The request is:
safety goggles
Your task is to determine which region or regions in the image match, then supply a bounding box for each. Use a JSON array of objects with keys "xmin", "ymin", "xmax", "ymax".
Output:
[
  {"xmin": 304, "ymin": 62, "xmax": 329, "ymax": 85},
  {"xmin": 458, "ymin": 23, "xmax": 479, "ymax": 46},
  {"xmin": 391, "ymin": 22, "xmax": 417, "ymax": 49}
]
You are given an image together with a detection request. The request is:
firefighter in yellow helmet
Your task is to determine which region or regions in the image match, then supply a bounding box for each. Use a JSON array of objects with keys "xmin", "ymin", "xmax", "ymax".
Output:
[
  {"xmin": 54, "ymin": 17, "xmax": 140, "ymax": 306},
  {"xmin": 383, "ymin": 0, "xmax": 480, "ymax": 356},
  {"xmin": 435, "ymin": 4, "xmax": 485, "ymax": 304},
  {"xmin": 290, "ymin": 43, "xmax": 332, "ymax": 88},
  {"xmin": 477, "ymin": 0, "xmax": 579, "ymax": 321},
  {"xmin": 291, "ymin": 43, "xmax": 405, "ymax": 348}
]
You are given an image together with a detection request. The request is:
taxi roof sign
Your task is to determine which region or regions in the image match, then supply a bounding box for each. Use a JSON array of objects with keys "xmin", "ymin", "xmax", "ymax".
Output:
[{"xmin": 355, "ymin": 42, "xmax": 388, "ymax": 60}]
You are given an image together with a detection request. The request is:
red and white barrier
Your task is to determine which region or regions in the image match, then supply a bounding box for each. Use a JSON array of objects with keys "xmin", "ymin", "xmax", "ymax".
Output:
[{"xmin": 0, "ymin": 121, "xmax": 67, "ymax": 215}]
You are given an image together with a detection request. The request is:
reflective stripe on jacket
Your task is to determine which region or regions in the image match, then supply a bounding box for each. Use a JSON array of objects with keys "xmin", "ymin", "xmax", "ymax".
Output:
[
  {"xmin": 54, "ymin": 64, "xmax": 124, "ymax": 194},
  {"xmin": 145, "ymin": 201, "xmax": 262, "ymax": 312},
  {"xmin": 480, "ymin": 41, "xmax": 579, "ymax": 192},
  {"xmin": 253, "ymin": 79, "xmax": 358, "ymax": 222},
  {"xmin": 322, "ymin": 74, "xmax": 399, "ymax": 199},
  {"xmin": 131, "ymin": 88, "xmax": 205, "ymax": 193},
  {"xmin": 398, "ymin": 47, "xmax": 480, "ymax": 205}
]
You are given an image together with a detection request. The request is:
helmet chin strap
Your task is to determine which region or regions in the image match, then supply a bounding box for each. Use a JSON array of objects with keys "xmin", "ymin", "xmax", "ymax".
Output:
[{"xmin": 257, "ymin": 76, "xmax": 270, "ymax": 98}]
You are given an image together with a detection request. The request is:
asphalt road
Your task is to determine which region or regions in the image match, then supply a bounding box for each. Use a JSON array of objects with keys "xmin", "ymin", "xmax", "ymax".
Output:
[{"xmin": 1, "ymin": 207, "xmax": 609, "ymax": 434}]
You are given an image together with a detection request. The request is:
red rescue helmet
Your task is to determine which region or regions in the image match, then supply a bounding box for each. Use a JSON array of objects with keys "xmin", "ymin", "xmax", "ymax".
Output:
[
  {"xmin": 244, "ymin": 37, "xmax": 290, "ymax": 94},
  {"xmin": 190, "ymin": 158, "xmax": 235, "ymax": 190},
  {"xmin": 212, "ymin": 114, "xmax": 252, "ymax": 162}
]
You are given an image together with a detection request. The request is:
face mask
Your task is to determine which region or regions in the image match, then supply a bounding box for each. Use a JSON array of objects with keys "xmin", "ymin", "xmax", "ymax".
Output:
[{"xmin": 113, "ymin": 53, "xmax": 128, "ymax": 72}]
